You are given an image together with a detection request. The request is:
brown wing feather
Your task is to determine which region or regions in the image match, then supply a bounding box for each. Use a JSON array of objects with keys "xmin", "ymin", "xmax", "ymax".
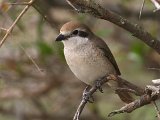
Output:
[{"xmin": 92, "ymin": 36, "xmax": 121, "ymax": 75}]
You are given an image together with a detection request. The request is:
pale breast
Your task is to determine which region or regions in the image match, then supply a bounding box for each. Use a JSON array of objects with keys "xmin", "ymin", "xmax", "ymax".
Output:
[{"xmin": 64, "ymin": 43, "xmax": 116, "ymax": 85}]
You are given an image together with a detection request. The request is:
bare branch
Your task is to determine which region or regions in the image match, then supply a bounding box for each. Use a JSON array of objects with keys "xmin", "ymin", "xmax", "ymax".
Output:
[
  {"xmin": 7, "ymin": 2, "xmax": 29, "ymax": 6},
  {"xmin": 139, "ymin": 0, "xmax": 145, "ymax": 19},
  {"xmin": 108, "ymin": 85, "xmax": 160, "ymax": 117},
  {"xmin": 0, "ymin": 0, "xmax": 43, "ymax": 75},
  {"xmin": 151, "ymin": 0, "xmax": 160, "ymax": 12},
  {"xmin": 73, "ymin": 75, "xmax": 113, "ymax": 120},
  {"xmin": 152, "ymin": 79, "xmax": 160, "ymax": 85},
  {"xmin": 18, "ymin": 44, "xmax": 44, "ymax": 74},
  {"xmin": 66, "ymin": 0, "xmax": 160, "ymax": 54},
  {"xmin": 0, "ymin": 28, "xmax": 7, "ymax": 32},
  {"xmin": 73, "ymin": 75, "xmax": 144, "ymax": 120},
  {"xmin": 0, "ymin": 0, "xmax": 36, "ymax": 48}
]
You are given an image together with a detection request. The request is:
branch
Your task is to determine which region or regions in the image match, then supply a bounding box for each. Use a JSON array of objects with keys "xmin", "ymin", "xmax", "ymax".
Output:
[
  {"xmin": 73, "ymin": 75, "xmax": 144, "ymax": 120},
  {"xmin": 73, "ymin": 75, "xmax": 113, "ymax": 120},
  {"xmin": 152, "ymin": 79, "xmax": 160, "ymax": 85},
  {"xmin": 152, "ymin": 101, "xmax": 160, "ymax": 119},
  {"xmin": 72, "ymin": 74, "xmax": 160, "ymax": 120},
  {"xmin": 66, "ymin": 0, "xmax": 160, "ymax": 54},
  {"xmin": 0, "ymin": 0, "xmax": 36, "ymax": 48},
  {"xmin": 108, "ymin": 85, "xmax": 160, "ymax": 117},
  {"xmin": 0, "ymin": 0, "xmax": 43, "ymax": 73},
  {"xmin": 151, "ymin": 0, "xmax": 160, "ymax": 12},
  {"xmin": 32, "ymin": 0, "xmax": 60, "ymax": 30},
  {"xmin": 36, "ymin": 0, "xmax": 160, "ymax": 21},
  {"xmin": 18, "ymin": 44, "xmax": 44, "ymax": 73}
]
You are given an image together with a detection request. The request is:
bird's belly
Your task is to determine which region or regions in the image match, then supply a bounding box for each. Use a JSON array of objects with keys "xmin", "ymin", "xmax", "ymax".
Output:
[
  {"xmin": 64, "ymin": 49, "xmax": 116, "ymax": 85},
  {"xmin": 70, "ymin": 61, "xmax": 109, "ymax": 85}
]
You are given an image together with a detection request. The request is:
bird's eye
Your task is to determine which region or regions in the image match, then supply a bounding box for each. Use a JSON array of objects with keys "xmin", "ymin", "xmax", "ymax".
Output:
[
  {"xmin": 72, "ymin": 30, "xmax": 79, "ymax": 35},
  {"xmin": 78, "ymin": 31, "xmax": 88, "ymax": 37}
]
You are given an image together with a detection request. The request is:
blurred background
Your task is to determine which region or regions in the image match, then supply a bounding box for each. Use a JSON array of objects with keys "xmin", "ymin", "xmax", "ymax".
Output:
[{"xmin": 0, "ymin": 0, "xmax": 160, "ymax": 120}]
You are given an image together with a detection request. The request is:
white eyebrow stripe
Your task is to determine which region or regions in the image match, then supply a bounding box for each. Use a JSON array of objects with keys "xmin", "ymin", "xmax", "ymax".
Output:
[{"xmin": 60, "ymin": 31, "xmax": 71, "ymax": 35}]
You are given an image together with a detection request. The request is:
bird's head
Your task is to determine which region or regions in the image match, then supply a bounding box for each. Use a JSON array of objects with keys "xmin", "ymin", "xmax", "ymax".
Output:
[{"xmin": 56, "ymin": 21, "xmax": 93, "ymax": 47}]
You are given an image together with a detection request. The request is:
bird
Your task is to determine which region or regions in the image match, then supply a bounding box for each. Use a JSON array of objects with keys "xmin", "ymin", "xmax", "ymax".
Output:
[{"xmin": 55, "ymin": 21, "xmax": 133, "ymax": 103}]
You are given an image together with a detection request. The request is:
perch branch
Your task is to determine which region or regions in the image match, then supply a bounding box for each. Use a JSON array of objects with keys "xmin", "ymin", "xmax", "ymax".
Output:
[
  {"xmin": 66, "ymin": 0, "xmax": 160, "ymax": 54},
  {"xmin": 73, "ymin": 75, "xmax": 144, "ymax": 120},
  {"xmin": 73, "ymin": 75, "xmax": 114, "ymax": 120}
]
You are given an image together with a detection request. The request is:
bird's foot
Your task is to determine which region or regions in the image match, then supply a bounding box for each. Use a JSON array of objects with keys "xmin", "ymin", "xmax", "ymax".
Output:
[
  {"xmin": 95, "ymin": 78, "xmax": 104, "ymax": 93},
  {"xmin": 82, "ymin": 86, "xmax": 94, "ymax": 103}
]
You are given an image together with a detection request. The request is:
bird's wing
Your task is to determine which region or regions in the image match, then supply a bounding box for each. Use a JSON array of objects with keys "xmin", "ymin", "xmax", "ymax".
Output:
[{"xmin": 92, "ymin": 36, "xmax": 121, "ymax": 75}]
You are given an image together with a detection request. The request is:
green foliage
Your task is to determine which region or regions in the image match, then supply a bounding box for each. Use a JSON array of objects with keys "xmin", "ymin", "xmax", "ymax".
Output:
[
  {"xmin": 130, "ymin": 40, "xmax": 150, "ymax": 63},
  {"xmin": 95, "ymin": 29, "xmax": 113, "ymax": 38},
  {"xmin": 76, "ymin": 14, "xmax": 86, "ymax": 22},
  {"xmin": 52, "ymin": 42, "xmax": 65, "ymax": 61},
  {"xmin": 35, "ymin": 16, "xmax": 55, "ymax": 58},
  {"xmin": 36, "ymin": 41, "xmax": 54, "ymax": 56}
]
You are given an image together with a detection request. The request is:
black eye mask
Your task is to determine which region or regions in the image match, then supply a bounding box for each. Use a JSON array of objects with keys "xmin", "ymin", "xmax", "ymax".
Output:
[
  {"xmin": 72, "ymin": 30, "xmax": 88, "ymax": 38},
  {"xmin": 78, "ymin": 31, "xmax": 88, "ymax": 37}
]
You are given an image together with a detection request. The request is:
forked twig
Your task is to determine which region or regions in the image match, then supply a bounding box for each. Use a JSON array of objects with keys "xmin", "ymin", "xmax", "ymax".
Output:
[
  {"xmin": 0, "ymin": 0, "xmax": 43, "ymax": 73},
  {"xmin": 0, "ymin": 0, "xmax": 35, "ymax": 48}
]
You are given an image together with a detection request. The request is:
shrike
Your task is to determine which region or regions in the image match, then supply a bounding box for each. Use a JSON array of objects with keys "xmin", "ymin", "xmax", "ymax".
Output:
[{"xmin": 56, "ymin": 21, "xmax": 133, "ymax": 103}]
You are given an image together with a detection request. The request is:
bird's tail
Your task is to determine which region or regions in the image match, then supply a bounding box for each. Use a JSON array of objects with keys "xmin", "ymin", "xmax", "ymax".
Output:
[
  {"xmin": 107, "ymin": 78, "xmax": 134, "ymax": 104},
  {"xmin": 116, "ymin": 90, "xmax": 133, "ymax": 104}
]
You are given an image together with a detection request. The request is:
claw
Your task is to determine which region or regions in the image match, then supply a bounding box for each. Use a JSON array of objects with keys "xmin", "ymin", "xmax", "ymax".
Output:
[
  {"xmin": 95, "ymin": 79, "xmax": 104, "ymax": 93},
  {"xmin": 82, "ymin": 86, "xmax": 94, "ymax": 103}
]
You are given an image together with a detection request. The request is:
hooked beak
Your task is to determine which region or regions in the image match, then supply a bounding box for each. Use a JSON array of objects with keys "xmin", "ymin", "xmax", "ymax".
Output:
[{"xmin": 55, "ymin": 34, "xmax": 66, "ymax": 41}]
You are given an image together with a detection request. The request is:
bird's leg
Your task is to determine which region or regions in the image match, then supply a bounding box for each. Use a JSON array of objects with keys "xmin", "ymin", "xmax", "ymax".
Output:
[
  {"xmin": 95, "ymin": 76, "xmax": 106, "ymax": 93},
  {"xmin": 82, "ymin": 85, "xmax": 94, "ymax": 103}
]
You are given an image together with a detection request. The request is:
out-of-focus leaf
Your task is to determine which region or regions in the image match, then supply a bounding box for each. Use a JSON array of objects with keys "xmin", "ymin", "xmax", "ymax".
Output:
[
  {"xmin": 95, "ymin": 29, "xmax": 112, "ymax": 37},
  {"xmin": 0, "ymin": 2, "xmax": 11, "ymax": 12},
  {"xmin": 77, "ymin": 14, "xmax": 86, "ymax": 22},
  {"xmin": 128, "ymin": 52, "xmax": 143, "ymax": 66},
  {"xmin": 52, "ymin": 42, "xmax": 65, "ymax": 60},
  {"xmin": 130, "ymin": 41, "xmax": 150, "ymax": 62},
  {"xmin": 37, "ymin": 41, "xmax": 54, "ymax": 56}
]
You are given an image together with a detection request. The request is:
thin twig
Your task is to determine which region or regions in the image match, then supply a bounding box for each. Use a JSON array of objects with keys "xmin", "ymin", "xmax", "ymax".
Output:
[
  {"xmin": 148, "ymin": 68, "xmax": 160, "ymax": 71},
  {"xmin": 7, "ymin": 2, "xmax": 30, "ymax": 6},
  {"xmin": 0, "ymin": 28, "xmax": 7, "ymax": 32},
  {"xmin": 1, "ymin": 0, "xmax": 45, "ymax": 75},
  {"xmin": 139, "ymin": 0, "xmax": 145, "ymax": 19},
  {"xmin": 152, "ymin": 101, "xmax": 160, "ymax": 120},
  {"xmin": 151, "ymin": 0, "xmax": 160, "ymax": 12},
  {"xmin": 0, "ymin": 0, "xmax": 35, "ymax": 48},
  {"xmin": 18, "ymin": 44, "xmax": 44, "ymax": 74}
]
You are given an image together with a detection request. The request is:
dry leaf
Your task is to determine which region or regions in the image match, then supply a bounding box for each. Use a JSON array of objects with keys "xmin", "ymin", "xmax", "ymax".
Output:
[{"xmin": 0, "ymin": 2, "xmax": 11, "ymax": 12}]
